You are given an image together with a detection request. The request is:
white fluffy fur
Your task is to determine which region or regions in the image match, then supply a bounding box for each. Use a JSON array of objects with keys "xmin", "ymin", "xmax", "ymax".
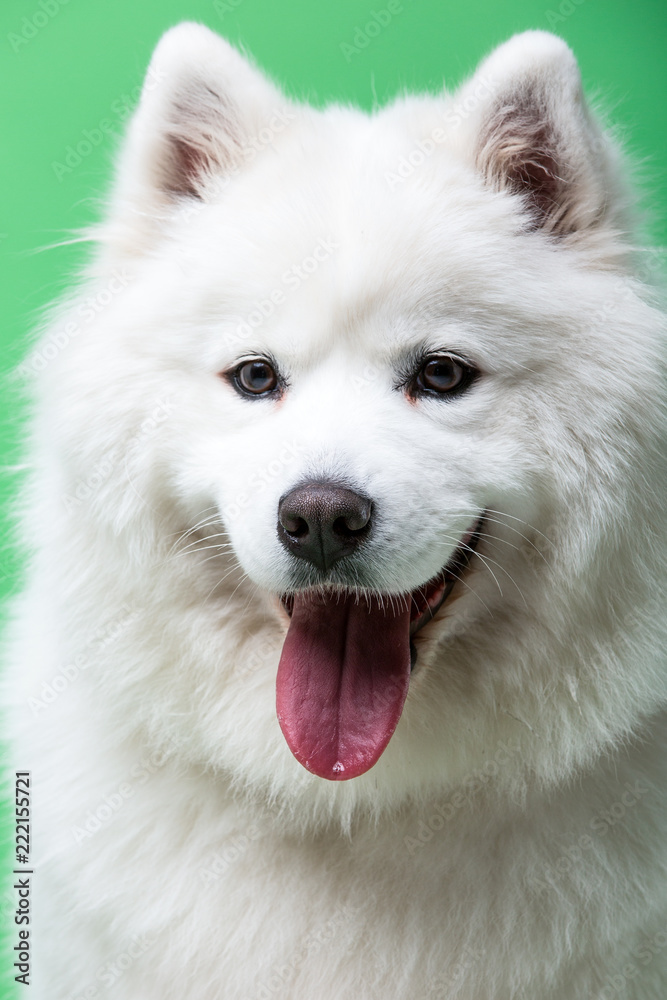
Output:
[{"xmin": 5, "ymin": 24, "xmax": 667, "ymax": 998}]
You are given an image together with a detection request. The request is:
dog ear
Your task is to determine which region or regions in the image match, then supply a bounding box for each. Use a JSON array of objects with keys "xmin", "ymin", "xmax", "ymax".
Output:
[
  {"xmin": 107, "ymin": 23, "xmax": 290, "ymax": 250},
  {"xmin": 454, "ymin": 31, "xmax": 624, "ymax": 237}
]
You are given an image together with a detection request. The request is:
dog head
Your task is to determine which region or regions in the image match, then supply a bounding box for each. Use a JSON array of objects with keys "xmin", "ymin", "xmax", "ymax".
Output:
[{"xmin": 38, "ymin": 25, "xmax": 667, "ymax": 821}]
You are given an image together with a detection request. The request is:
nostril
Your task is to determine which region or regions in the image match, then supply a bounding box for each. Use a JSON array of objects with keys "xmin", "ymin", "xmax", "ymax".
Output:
[
  {"xmin": 278, "ymin": 501, "xmax": 310, "ymax": 536},
  {"xmin": 332, "ymin": 510, "xmax": 372, "ymax": 538},
  {"xmin": 282, "ymin": 515, "xmax": 309, "ymax": 538}
]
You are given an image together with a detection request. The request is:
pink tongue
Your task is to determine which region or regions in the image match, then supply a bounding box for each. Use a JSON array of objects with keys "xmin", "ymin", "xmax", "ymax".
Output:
[{"xmin": 276, "ymin": 591, "xmax": 412, "ymax": 780}]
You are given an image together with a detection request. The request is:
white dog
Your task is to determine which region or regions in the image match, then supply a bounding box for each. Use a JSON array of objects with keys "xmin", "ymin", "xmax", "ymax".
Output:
[{"xmin": 6, "ymin": 23, "xmax": 667, "ymax": 999}]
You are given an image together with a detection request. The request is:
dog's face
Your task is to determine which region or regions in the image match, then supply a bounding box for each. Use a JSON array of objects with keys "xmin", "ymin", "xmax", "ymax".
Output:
[
  {"xmin": 190, "ymin": 179, "xmax": 534, "ymax": 603},
  {"xmin": 177, "ymin": 181, "xmax": 545, "ymax": 781},
  {"xmin": 43, "ymin": 25, "xmax": 665, "ymax": 815}
]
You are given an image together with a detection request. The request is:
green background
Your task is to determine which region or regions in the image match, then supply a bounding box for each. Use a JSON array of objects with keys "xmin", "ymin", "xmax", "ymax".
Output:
[{"xmin": 1, "ymin": 0, "xmax": 665, "ymax": 993}]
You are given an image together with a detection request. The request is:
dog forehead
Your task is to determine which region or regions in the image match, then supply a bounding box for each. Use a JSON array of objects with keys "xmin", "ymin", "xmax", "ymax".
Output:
[
  {"xmin": 193, "ymin": 106, "xmax": 495, "ymax": 282},
  {"xmin": 178, "ymin": 106, "xmax": 554, "ymax": 368}
]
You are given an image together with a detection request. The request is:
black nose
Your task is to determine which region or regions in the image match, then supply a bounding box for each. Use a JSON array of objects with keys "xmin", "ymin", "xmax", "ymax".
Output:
[{"xmin": 277, "ymin": 482, "xmax": 373, "ymax": 572}]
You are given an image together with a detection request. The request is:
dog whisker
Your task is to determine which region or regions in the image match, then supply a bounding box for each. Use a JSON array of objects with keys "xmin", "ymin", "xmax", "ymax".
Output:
[{"xmin": 165, "ymin": 511, "xmax": 224, "ymax": 557}]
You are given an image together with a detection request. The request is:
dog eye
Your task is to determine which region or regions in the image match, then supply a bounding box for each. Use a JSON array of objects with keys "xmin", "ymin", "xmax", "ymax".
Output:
[
  {"xmin": 235, "ymin": 359, "xmax": 278, "ymax": 396},
  {"xmin": 414, "ymin": 356, "xmax": 475, "ymax": 396}
]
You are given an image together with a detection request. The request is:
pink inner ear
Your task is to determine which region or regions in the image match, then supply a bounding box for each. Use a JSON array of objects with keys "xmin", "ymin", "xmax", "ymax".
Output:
[
  {"xmin": 165, "ymin": 135, "xmax": 212, "ymax": 198},
  {"xmin": 476, "ymin": 94, "xmax": 568, "ymax": 234},
  {"xmin": 160, "ymin": 84, "xmax": 241, "ymax": 200}
]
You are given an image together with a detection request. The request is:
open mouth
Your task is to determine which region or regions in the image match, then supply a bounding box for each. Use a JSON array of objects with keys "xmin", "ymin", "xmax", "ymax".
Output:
[
  {"xmin": 276, "ymin": 514, "xmax": 484, "ymax": 782},
  {"xmin": 406, "ymin": 515, "xmax": 484, "ymax": 639}
]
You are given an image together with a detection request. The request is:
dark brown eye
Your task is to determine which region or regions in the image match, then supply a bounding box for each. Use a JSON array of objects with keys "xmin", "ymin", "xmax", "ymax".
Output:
[
  {"xmin": 235, "ymin": 359, "xmax": 278, "ymax": 396},
  {"xmin": 416, "ymin": 356, "xmax": 472, "ymax": 395}
]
